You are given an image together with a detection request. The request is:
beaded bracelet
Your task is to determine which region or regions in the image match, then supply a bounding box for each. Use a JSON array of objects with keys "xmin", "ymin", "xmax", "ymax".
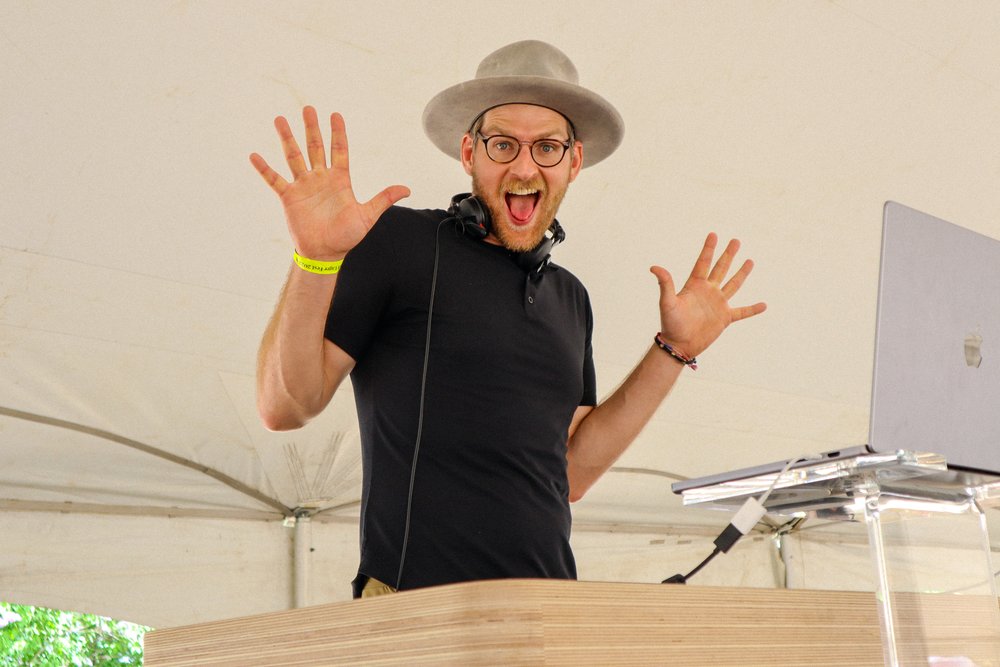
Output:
[{"xmin": 654, "ymin": 334, "xmax": 697, "ymax": 370}]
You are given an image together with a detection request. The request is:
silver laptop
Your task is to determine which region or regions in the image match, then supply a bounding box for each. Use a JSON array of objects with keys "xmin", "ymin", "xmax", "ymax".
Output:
[{"xmin": 673, "ymin": 201, "xmax": 1000, "ymax": 493}]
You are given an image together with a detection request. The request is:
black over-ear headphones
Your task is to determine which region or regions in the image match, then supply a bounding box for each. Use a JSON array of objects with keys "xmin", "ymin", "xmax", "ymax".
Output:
[{"xmin": 448, "ymin": 193, "xmax": 565, "ymax": 274}]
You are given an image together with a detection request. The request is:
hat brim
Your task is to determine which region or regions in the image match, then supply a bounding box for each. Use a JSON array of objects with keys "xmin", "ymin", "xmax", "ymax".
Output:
[{"xmin": 422, "ymin": 76, "xmax": 624, "ymax": 168}]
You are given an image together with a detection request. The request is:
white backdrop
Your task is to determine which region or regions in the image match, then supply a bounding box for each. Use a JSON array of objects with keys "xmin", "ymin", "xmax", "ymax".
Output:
[{"xmin": 2, "ymin": 0, "xmax": 999, "ymax": 628}]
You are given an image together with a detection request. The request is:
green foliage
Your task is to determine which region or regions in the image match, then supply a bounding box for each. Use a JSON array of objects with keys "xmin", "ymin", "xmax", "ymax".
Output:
[{"xmin": 0, "ymin": 602, "xmax": 148, "ymax": 666}]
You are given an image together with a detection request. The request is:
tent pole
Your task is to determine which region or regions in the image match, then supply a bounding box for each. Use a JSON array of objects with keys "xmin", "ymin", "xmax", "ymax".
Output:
[
  {"xmin": 293, "ymin": 513, "xmax": 312, "ymax": 609},
  {"xmin": 776, "ymin": 532, "xmax": 802, "ymax": 589}
]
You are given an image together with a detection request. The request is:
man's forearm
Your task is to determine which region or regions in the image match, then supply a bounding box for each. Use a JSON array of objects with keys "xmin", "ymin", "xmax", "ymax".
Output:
[
  {"xmin": 566, "ymin": 344, "xmax": 684, "ymax": 500},
  {"xmin": 256, "ymin": 265, "xmax": 343, "ymax": 431}
]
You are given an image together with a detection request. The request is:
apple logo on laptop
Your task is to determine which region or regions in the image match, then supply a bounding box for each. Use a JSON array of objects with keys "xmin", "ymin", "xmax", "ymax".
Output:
[{"xmin": 965, "ymin": 332, "xmax": 983, "ymax": 368}]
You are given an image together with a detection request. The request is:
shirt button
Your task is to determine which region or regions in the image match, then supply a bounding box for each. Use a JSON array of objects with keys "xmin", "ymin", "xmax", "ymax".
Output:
[{"xmin": 527, "ymin": 296, "xmax": 534, "ymax": 304}]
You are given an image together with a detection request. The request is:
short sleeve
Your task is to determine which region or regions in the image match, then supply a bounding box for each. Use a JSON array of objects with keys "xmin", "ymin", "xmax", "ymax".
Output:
[
  {"xmin": 323, "ymin": 209, "xmax": 398, "ymax": 362},
  {"xmin": 580, "ymin": 290, "xmax": 597, "ymax": 406}
]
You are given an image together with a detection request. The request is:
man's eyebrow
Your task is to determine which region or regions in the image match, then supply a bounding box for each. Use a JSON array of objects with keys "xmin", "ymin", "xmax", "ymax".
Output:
[{"xmin": 480, "ymin": 125, "xmax": 571, "ymax": 141}]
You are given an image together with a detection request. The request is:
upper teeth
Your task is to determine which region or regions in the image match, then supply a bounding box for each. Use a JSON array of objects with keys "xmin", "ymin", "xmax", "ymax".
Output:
[{"xmin": 507, "ymin": 186, "xmax": 538, "ymax": 195}]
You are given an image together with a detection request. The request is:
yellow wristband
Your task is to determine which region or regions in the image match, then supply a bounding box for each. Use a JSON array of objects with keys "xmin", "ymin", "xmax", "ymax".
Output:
[{"xmin": 293, "ymin": 251, "xmax": 343, "ymax": 275}]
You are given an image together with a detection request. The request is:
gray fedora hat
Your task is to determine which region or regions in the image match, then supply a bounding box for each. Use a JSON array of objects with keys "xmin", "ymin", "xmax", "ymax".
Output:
[{"xmin": 422, "ymin": 40, "xmax": 624, "ymax": 168}]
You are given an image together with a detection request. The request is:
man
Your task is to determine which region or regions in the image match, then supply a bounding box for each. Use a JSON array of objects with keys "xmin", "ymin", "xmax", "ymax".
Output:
[{"xmin": 250, "ymin": 41, "xmax": 765, "ymax": 599}]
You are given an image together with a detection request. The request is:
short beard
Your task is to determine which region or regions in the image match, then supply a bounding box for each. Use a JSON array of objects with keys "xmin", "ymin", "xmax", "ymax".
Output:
[{"xmin": 471, "ymin": 173, "xmax": 567, "ymax": 252}]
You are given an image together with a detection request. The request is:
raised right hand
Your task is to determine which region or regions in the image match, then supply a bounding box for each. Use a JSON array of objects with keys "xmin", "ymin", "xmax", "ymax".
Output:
[{"xmin": 249, "ymin": 106, "xmax": 410, "ymax": 261}]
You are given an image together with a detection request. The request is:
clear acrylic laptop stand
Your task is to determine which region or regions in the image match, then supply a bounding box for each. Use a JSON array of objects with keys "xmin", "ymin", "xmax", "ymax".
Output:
[{"xmin": 678, "ymin": 451, "xmax": 1000, "ymax": 666}]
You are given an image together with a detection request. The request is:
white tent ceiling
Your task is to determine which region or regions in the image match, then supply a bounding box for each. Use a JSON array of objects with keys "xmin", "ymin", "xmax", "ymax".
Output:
[{"xmin": 2, "ymin": 1, "xmax": 999, "ymax": 629}]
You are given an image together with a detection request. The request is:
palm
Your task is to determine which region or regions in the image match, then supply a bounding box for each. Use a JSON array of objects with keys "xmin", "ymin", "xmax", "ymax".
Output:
[
  {"xmin": 278, "ymin": 169, "xmax": 369, "ymax": 257},
  {"xmin": 250, "ymin": 107, "xmax": 409, "ymax": 260},
  {"xmin": 652, "ymin": 234, "xmax": 766, "ymax": 359},
  {"xmin": 664, "ymin": 279, "xmax": 731, "ymax": 350}
]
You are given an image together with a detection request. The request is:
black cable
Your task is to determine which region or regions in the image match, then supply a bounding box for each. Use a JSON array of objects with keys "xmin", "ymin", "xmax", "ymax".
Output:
[
  {"xmin": 662, "ymin": 455, "xmax": 823, "ymax": 585},
  {"xmin": 394, "ymin": 217, "xmax": 450, "ymax": 591},
  {"xmin": 663, "ymin": 547, "xmax": 722, "ymax": 584}
]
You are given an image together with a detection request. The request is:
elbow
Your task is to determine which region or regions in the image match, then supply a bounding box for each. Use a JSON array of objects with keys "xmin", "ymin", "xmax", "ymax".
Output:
[
  {"xmin": 257, "ymin": 397, "xmax": 308, "ymax": 432},
  {"xmin": 567, "ymin": 473, "xmax": 593, "ymax": 503},
  {"xmin": 259, "ymin": 412, "xmax": 305, "ymax": 432}
]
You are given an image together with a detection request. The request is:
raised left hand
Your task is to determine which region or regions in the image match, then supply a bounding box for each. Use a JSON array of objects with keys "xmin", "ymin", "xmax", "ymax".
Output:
[{"xmin": 650, "ymin": 233, "xmax": 766, "ymax": 359}]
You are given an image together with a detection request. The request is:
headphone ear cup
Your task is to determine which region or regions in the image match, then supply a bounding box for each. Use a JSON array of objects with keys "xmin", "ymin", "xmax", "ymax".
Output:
[
  {"xmin": 515, "ymin": 219, "xmax": 565, "ymax": 274},
  {"xmin": 455, "ymin": 195, "xmax": 491, "ymax": 239}
]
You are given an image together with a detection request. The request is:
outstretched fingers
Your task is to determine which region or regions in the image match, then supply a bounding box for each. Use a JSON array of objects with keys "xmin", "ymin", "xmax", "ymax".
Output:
[
  {"xmin": 689, "ymin": 232, "xmax": 719, "ymax": 281},
  {"xmin": 730, "ymin": 300, "xmax": 768, "ymax": 323},
  {"xmin": 720, "ymin": 258, "xmax": 754, "ymax": 299},
  {"xmin": 723, "ymin": 257, "xmax": 767, "ymax": 322},
  {"xmin": 275, "ymin": 115, "xmax": 308, "ymax": 178},
  {"xmin": 328, "ymin": 112, "xmax": 350, "ymax": 173},
  {"xmin": 302, "ymin": 106, "xmax": 327, "ymax": 170},
  {"xmin": 249, "ymin": 153, "xmax": 289, "ymax": 195},
  {"xmin": 707, "ymin": 238, "xmax": 740, "ymax": 285}
]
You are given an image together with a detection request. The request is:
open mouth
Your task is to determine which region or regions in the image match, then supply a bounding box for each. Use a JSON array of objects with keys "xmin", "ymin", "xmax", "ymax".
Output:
[{"xmin": 504, "ymin": 186, "xmax": 540, "ymax": 225}]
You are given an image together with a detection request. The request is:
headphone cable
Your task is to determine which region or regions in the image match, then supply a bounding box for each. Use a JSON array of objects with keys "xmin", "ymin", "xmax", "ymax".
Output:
[{"xmin": 394, "ymin": 216, "xmax": 451, "ymax": 591}]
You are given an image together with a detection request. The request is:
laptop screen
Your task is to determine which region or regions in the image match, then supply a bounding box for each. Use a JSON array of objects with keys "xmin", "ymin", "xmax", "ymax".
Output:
[{"xmin": 869, "ymin": 202, "xmax": 1000, "ymax": 475}]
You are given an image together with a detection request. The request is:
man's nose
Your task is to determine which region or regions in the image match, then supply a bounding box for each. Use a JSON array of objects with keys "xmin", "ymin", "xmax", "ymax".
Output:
[{"xmin": 507, "ymin": 145, "xmax": 540, "ymax": 179}]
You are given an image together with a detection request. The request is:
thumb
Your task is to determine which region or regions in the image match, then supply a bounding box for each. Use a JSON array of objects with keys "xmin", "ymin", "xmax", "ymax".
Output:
[
  {"xmin": 365, "ymin": 185, "xmax": 411, "ymax": 220},
  {"xmin": 650, "ymin": 265, "xmax": 678, "ymax": 310}
]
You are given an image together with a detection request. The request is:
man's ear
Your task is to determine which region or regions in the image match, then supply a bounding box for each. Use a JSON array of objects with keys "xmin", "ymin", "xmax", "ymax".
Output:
[
  {"xmin": 460, "ymin": 134, "xmax": 475, "ymax": 176},
  {"xmin": 568, "ymin": 140, "xmax": 584, "ymax": 183}
]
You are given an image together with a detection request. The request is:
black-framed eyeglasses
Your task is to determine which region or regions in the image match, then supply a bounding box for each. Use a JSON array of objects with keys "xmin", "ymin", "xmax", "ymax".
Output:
[{"xmin": 476, "ymin": 132, "xmax": 572, "ymax": 168}]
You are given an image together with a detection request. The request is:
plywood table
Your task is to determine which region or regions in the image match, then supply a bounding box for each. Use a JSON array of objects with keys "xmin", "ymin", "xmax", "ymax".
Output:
[{"xmin": 144, "ymin": 579, "xmax": 1000, "ymax": 666}]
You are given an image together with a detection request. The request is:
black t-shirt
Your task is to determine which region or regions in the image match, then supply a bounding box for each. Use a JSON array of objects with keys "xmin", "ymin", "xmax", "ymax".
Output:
[{"xmin": 325, "ymin": 205, "xmax": 597, "ymax": 594}]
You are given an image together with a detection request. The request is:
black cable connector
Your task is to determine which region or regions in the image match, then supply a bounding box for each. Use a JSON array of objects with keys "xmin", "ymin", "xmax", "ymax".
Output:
[
  {"xmin": 662, "ymin": 497, "xmax": 767, "ymax": 585},
  {"xmin": 713, "ymin": 523, "xmax": 745, "ymax": 553}
]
